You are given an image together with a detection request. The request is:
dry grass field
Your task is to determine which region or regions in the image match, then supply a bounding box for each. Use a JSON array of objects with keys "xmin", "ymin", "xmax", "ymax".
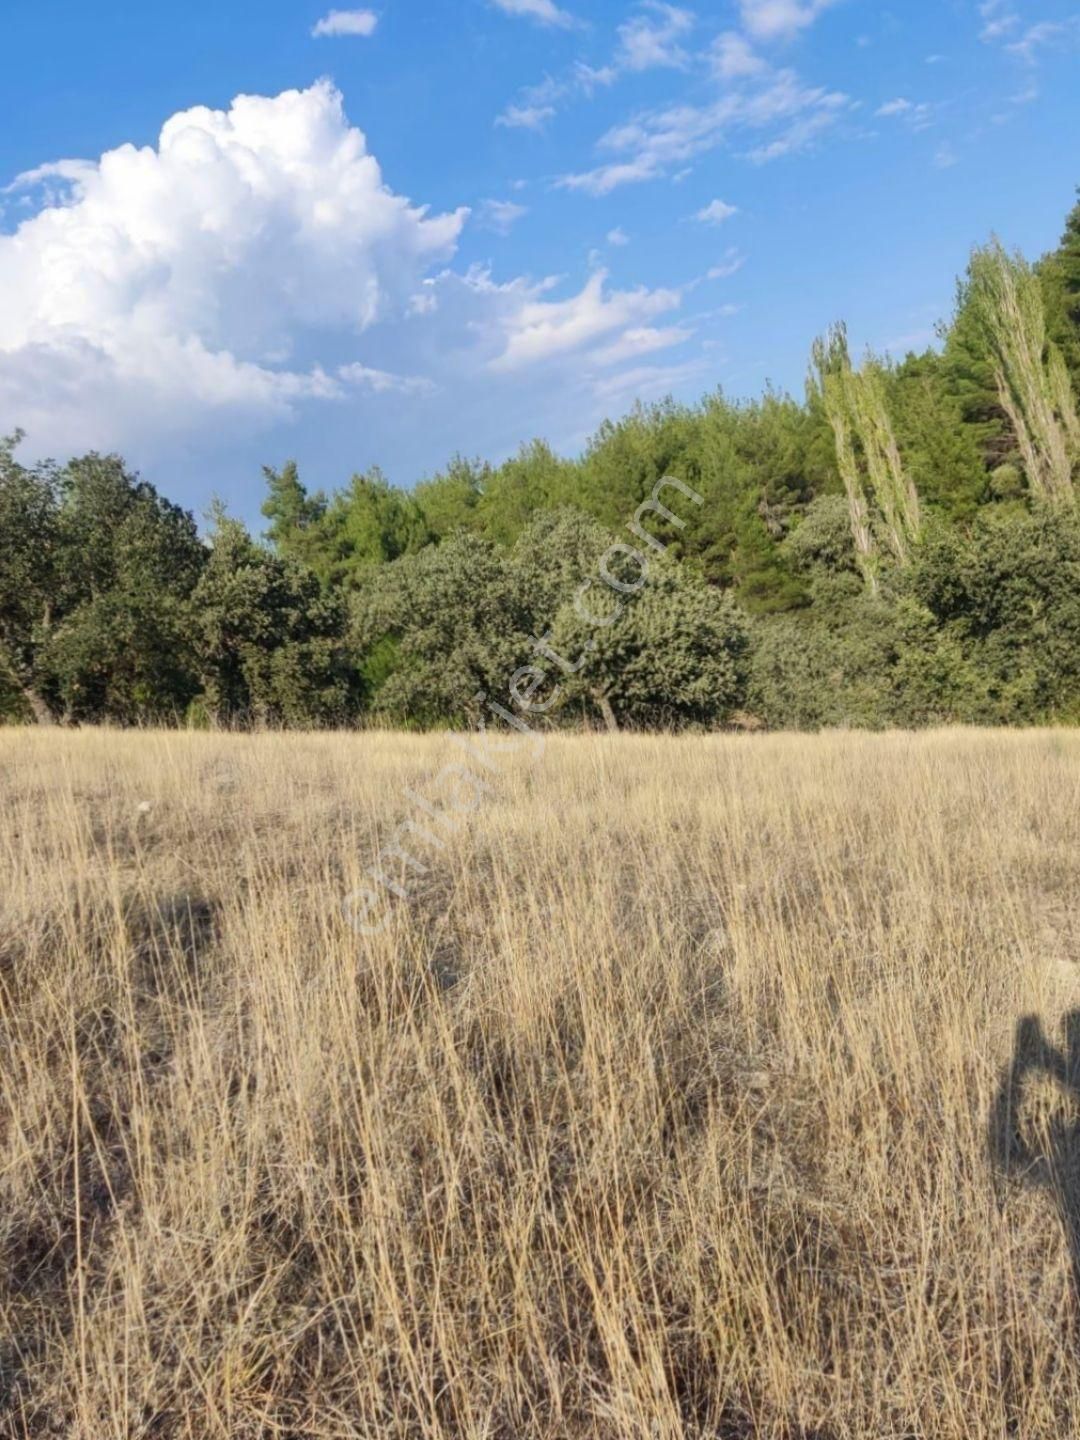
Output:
[{"xmin": 3, "ymin": 727, "xmax": 1080, "ymax": 1438}]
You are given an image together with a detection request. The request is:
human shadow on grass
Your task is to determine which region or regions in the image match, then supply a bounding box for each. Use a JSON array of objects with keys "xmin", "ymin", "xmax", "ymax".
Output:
[{"xmin": 990, "ymin": 1011, "xmax": 1080, "ymax": 1297}]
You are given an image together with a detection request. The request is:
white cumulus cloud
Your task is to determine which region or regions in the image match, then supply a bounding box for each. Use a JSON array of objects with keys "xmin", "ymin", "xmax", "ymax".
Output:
[
  {"xmin": 0, "ymin": 81, "xmax": 698, "ymax": 467},
  {"xmin": 311, "ymin": 8, "xmax": 379, "ymax": 38},
  {"xmin": 0, "ymin": 82, "xmax": 465, "ymax": 454}
]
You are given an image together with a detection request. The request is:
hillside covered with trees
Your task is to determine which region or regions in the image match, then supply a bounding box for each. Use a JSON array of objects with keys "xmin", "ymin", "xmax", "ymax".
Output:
[{"xmin": 3, "ymin": 194, "xmax": 1080, "ymax": 733}]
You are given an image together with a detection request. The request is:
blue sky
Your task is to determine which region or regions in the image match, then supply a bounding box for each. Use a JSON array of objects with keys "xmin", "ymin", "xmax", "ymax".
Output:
[{"xmin": 2, "ymin": 0, "xmax": 1079, "ymax": 524}]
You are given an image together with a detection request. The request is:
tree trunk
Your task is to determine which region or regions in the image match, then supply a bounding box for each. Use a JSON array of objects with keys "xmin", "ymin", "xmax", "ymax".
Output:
[
  {"xmin": 22, "ymin": 686, "xmax": 56, "ymax": 727},
  {"xmin": 595, "ymin": 692, "xmax": 619, "ymax": 734}
]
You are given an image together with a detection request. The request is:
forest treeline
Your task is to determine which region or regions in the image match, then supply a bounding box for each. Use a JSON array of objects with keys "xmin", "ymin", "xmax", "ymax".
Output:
[{"xmin": 3, "ymin": 194, "xmax": 1080, "ymax": 732}]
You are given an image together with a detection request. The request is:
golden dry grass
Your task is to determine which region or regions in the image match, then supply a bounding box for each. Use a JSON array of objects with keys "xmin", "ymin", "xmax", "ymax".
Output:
[{"xmin": 2, "ymin": 727, "xmax": 1080, "ymax": 1438}]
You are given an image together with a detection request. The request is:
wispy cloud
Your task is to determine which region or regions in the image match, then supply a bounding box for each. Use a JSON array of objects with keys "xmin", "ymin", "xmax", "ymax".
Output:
[
  {"xmin": 607, "ymin": 226, "xmax": 631, "ymax": 245},
  {"xmin": 711, "ymin": 31, "xmax": 768, "ymax": 79},
  {"xmin": 615, "ymin": 3, "xmax": 696, "ymax": 72},
  {"xmin": 479, "ymin": 198, "xmax": 529, "ymax": 235},
  {"xmin": 495, "ymin": 4, "xmax": 688, "ymax": 131},
  {"xmin": 311, "ymin": 8, "xmax": 378, "ymax": 38},
  {"xmin": 486, "ymin": 267, "xmax": 684, "ymax": 372},
  {"xmin": 575, "ymin": 61, "xmax": 619, "ymax": 94},
  {"xmin": 588, "ymin": 322, "xmax": 694, "ymax": 367},
  {"xmin": 496, "ymin": 102, "xmax": 558, "ymax": 131},
  {"xmin": 738, "ymin": 0, "xmax": 843, "ymax": 41},
  {"xmin": 978, "ymin": 0, "xmax": 1019, "ymax": 44},
  {"xmin": 707, "ymin": 248, "xmax": 747, "ymax": 280},
  {"xmin": 978, "ymin": 5, "xmax": 1078, "ymax": 66},
  {"xmin": 1006, "ymin": 19, "xmax": 1074, "ymax": 64},
  {"xmin": 338, "ymin": 363, "xmax": 434, "ymax": 395},
  {"xmin": 746, "ymin": 104, "xmax": 844, "ymax": 162},
  {"xmin": 490, "ymin": 0, "xmax": 576, "ymax": 27},
  {"xmin": 590, "ymin": 357, "xmax": 710, "ymax": 403},
  {"xmin": 695, "ymin": 198, "xmax": 739, "ymax": 225},
  {"xmin": 875, "ymin": 97, "xmax": 935, "ymax": 129},
  {"xmin": 495, "ymin": 64, "xmax": 616, "ymax": 130},
  {"xmin": 558, "ymin": 68, "xmax": 849, "ymax": 193}
]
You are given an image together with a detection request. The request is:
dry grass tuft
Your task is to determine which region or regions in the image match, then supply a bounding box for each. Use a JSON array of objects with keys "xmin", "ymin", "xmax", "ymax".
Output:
[{"xmin": 2, "ymin": 727, "xmax": 1080, "ymax": 1437}]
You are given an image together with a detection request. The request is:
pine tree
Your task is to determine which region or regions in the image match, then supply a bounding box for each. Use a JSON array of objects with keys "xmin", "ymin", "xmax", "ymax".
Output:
[
  {"xmin": 889, "ymin": 351, "xmax": 988, "ymax": 520},
  {"xmin": 318, "ymin": 468, "xmax": 430, "ymax": 588},
  {"xmin": 1040, "ymin": 191, "xmax": 1080, "ymax": 397},
  {"xmin": 261, "ymin": 461, "xmax": 329, "ymax": 572}
]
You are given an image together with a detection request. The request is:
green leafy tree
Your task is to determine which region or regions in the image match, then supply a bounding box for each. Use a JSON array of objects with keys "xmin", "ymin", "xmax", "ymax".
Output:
[
  {"xmin": 908, "ymin": 504, "xmax": 1080, "ymax": 722},
  {"xmin": 784, "ymin": 494, "xmax": 863, "ymax": 586},
  {"xmin": 545, "ymin": 540, "xmax": 751, "ymax": 731},
  {"xmin": 44, "ymin": 455, "xmax": 205, "ymax": 723},
  {"xmin": 0, "ymin": 433, "xmax": 61, "ymax": 722},
  {"xmin": 749, "ymin": 593, "xmax": 987, "ymax": 730},
  {"xmin": 1, "ymin": 446, "xmax": 204, "ymax": 724},
  {"xmin": 942, "ymin": 291, "xmax": 1011, "ymax": 475},
  {"xmin": 809, "ymin": 325, "xmax": 880, "ymax": 589},
  {"xmin": 505, "ymin": 508, "xmax": 615, "ymax": 624},
  {"xmin": 350, "ymin": 532, "xmax": 531, "ymax": 726},
  {"xmin": 849, "ymin": 360, "xmax": 922, "ymax": 562},
  {"xmin": 810, "ymin": 326, "xmax": 923, "ymax": 583},
  {"xmin": 192, "ymin": 511, "xmax": 352, "ymax": 727},
  {"xmin": 956, "ymin": 239, "xmax": 1078, "ymax": 504},
  {"xmin": 751, "ymin": 503, "xmax": 989, "ymax": 731}
]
